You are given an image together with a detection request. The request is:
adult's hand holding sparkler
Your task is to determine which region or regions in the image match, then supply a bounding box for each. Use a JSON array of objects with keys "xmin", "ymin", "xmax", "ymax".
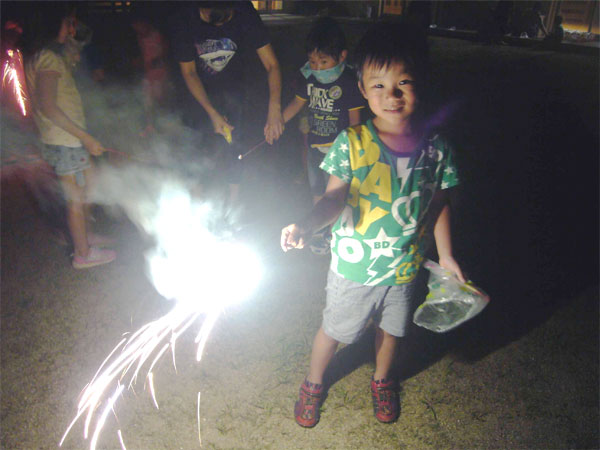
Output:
[
  {"xmin": 209, "ymin": 109, "xmax": 234, "ymax": 141},
  {"xmin": 263, "ymin": 106, "xmax": 284, "ymax": 144}
]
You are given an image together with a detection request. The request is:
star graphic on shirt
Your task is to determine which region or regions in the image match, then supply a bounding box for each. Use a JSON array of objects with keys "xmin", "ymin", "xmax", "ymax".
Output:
[
  {"xmin": 364, "ymin": 228, "xmax": 399, "ymax": 259},
  {"xmin": 339, "ymin": 142, "xmax": 349, "ymax": 153},
  {"xmin": 444, "ymin": 167, "xmax": 454, "ymax": 176},
  {"xmin": 442, "ymin": 181, "xmax": 449, "ymax": 189},
  {"xmin": 340, "ymin": 159, "xmax": 350, "ymax": 168}
]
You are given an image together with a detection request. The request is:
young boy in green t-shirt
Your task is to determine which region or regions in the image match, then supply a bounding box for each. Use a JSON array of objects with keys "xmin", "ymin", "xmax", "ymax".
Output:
[{"xmin": 281, "ymin": 22, "xmax": 465, "ymax": 427}]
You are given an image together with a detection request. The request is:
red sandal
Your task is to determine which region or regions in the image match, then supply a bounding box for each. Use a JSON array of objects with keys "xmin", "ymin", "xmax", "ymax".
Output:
[
  {"xmin": 294, "ymin": 379, "xmax": 323, "ymax": 427},
  {"xmin": 371, "ymin": 377, "xmax": 399, "ymax": 423}
]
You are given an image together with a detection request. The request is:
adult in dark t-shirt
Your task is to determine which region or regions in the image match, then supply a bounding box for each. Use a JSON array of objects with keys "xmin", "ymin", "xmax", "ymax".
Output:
[{"xmin": 172, "ymin": 1, "xmax": 284, "ymax": 204}]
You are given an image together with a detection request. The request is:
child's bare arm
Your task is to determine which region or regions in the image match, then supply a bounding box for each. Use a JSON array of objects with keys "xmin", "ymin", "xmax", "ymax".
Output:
[
  {"xmin": 282, "ymin": 97, "xmax": 307, "ymax": 124},
  {"xmin": 432, "ymin": 189, "xmax": 465, "ymax": 282},
  {"xmin": 348, "ymin": 108, "xmax": 361, "ymax": 127},
  {"xmin": 281, "ymin": 175, "xmax": 349, "ymax": 251},
  {"xmin": 37, "ymin": 71, "xmax": 104, "ymax": 155}
]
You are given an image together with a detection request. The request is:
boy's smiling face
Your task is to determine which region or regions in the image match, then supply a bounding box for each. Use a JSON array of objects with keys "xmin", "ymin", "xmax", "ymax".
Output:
[
  {"xmin": 308, "ymin": 49, "xmax": 346, "ymax": 71},
  {"xmin": 359, "ymin": 60, "xmax": 417, "ymax": 131}
]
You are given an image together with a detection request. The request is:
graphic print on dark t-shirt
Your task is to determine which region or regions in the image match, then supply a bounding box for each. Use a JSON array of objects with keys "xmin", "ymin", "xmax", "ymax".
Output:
[
  {"xmin": 194, "ymin": 38, "xmax": 238, "ymax": 76},
  {"xmin": 308, "ymin": 82, "xmax": 344, "ymax": 138}
]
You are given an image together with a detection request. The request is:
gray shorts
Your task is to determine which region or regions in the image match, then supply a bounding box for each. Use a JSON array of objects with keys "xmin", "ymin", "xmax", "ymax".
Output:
[
  {"xmin": 42, "ymin": 144, "xmax": 91, "ymax": 177},
  {"xmin": 322, "ymin": 270, "xmax": 416, "ymax": 344}
]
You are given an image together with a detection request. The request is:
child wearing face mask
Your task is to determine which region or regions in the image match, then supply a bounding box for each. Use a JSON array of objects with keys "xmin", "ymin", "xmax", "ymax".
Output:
[{"xmin": 282, "ymin": 16, "xmax": 365, "ymax": 255}]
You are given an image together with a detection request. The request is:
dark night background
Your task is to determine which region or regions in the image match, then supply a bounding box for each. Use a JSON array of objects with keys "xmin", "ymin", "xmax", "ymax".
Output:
[{"xmin": 1, "ymin": 1, "xmax": 598, "ymax": 448}]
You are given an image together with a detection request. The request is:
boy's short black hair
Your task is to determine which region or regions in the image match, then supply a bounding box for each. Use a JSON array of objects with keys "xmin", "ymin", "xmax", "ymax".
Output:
[
  {"xmin": 305, "ymin": 16, "xmax": 346, "ymax": 59},
  {"xmin": 354, "ymin": 21, "xmax": 429, "ymax": 86}
]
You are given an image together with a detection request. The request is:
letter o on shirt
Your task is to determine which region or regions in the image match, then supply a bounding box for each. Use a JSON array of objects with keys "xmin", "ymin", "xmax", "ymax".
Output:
[{"xmin": 337, "ymin": 237, "xmax": 364, "ymax": 263}]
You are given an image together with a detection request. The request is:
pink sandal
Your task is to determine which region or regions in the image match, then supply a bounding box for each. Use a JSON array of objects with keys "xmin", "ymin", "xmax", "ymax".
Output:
[{"xmin": 73, "ymin": 247, "xmax": 116, "ymax": 269}]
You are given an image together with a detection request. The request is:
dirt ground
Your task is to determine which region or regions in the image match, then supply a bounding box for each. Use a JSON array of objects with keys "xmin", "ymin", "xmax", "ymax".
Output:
[{"xmin": 1, "ymin": 26, "xmax": 599, "ymax": 450}]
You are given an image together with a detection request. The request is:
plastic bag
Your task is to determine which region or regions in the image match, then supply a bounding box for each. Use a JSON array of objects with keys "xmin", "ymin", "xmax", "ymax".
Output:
[{"xmin": 413, "ymin": 260, "xmax": 489, "ymax": 333}]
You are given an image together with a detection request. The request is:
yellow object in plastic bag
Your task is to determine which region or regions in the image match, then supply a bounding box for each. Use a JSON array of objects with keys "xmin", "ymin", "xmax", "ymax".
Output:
[{"xmin": 223, "ymin": 126, "xmax": 232, "ymax": 144}]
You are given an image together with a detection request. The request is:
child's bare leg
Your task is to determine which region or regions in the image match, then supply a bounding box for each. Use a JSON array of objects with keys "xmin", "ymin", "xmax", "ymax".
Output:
[
  {"xmin": 307, "ymin": 327, "xmax": 339, "ymax": 384},
  {"xmin": 82, "ymin": 167, "xmax": 95, "ymax": 230},
  {"xmin": 374, "ymin": 327, "xmax": 398, "ymax": 380},
  {"xmin": 60, "ymin": 174, "xmax": 89, "ymax": 257}
]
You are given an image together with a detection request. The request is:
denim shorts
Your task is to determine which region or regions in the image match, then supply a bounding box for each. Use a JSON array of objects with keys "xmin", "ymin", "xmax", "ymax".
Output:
[
  {"xmin": 42, "ymin": 144, "xmax": 91, "ymax": 177},
  {"xmin": 307, "ymin": 148, "xmax": 329, "ymax": 197},
  {"xmin": 322, "ymin": 270, "xmax": 417, "ymax": 344}
]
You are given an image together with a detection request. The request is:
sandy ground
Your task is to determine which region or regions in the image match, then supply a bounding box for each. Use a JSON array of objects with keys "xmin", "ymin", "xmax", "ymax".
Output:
[{"xmin": 2, "ymin": 27, "xmax": 599, "ymax": 450}]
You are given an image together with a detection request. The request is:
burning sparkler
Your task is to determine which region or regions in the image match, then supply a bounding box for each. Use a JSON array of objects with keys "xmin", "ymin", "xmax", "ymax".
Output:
[
  {"xmin": 60, "ymin": 174, "xmax": 262, "ymax": 449},
  {"xmin": 2, "ymin": 48, "xmax": 28, "ymax": 117}
]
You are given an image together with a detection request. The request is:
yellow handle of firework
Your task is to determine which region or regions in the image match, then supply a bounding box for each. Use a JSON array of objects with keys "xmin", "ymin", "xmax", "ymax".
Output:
[{"xmin": 223, "ymin": 126, "xmax": 232, "ymax": 144}]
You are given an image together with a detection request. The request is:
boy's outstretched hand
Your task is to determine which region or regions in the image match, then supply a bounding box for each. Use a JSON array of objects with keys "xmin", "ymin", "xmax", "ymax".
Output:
[
  {"xmin": 439, "ymin": 255, "xmax": 466, "ymax": 283},
  {"xmin": 280, "ymin": 224, "xmax": 309, "ymax": 252}
]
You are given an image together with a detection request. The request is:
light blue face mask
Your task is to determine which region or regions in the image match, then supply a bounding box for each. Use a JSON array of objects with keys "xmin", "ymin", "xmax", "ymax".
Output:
[{"xmin": 300, "ymin": 60, "xmax": 346, "ymax": 84}]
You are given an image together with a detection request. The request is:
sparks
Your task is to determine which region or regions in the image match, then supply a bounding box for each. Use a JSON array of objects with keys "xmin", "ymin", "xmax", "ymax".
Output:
[
  {"xmin": 197, "ymin": 391, "xmax": 202, "ymax": 447},
  {"xmin": 2, "ymin": 49, "xmax": 28, "ymax": 116},
  {"xmin": 60, "ymin": 184, "xmax": 262, "ymax": 449}
]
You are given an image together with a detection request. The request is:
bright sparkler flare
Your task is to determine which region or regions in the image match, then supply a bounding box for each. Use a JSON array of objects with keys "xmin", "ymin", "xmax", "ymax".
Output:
[
  {"xmin": 60, "ymin": 185, "xmax": 262, "ymax": 449},
  {"xmin": 2, "ymin": 49, "xmax": 28, "ymax": 116}
]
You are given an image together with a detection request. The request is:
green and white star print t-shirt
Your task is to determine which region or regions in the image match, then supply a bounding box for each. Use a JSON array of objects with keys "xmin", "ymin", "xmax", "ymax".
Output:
[{"xmin": 320, "ymin": 120, "xmax": 460, "ymax": 286}]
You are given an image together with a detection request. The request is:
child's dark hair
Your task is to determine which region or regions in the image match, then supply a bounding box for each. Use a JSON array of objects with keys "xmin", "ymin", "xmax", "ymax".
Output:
[
  {"xmin": 305, "ymin": 17, "xmax": 346, "ymax": 59},
  {"xmin": 27, "ymin": 2, "xmax": 76, "ymax": 54},
  {"xmin": 354, "ymin": 21, "xmax": 429, "ymax": 88}
]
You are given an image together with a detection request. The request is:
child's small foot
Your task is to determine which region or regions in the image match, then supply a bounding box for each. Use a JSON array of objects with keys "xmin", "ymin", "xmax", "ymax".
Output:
[
  {"xmin": 294, "ymin": 379, "xmax": 323, "ymax": 428},
  {"xmin": 72, "ymin": 247, "xmax": 116, "ymax": 269},
  {"xmin": 371, "ymin": 377, "xmax": 399, "ymax": 423},
  {"xmin": 87, "ymin": 232, "xmax": 116, "ymax": 247}
]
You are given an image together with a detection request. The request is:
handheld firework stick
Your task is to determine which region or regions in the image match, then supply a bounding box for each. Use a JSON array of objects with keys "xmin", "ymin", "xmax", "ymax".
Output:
[
  {"xmin": 237, "ymin": 139, "xmax": 267, "ymax": 160},
  {"xmin": 238, "ymin": 114, "xmax": 291, "ymax": 160},
  {"xmin": 105, "ymin": 148, "xmax": 154, "ymax": 165},
  {"xmin": 223, "ymin": 125, "xmax": 232, "ymax": 144}
]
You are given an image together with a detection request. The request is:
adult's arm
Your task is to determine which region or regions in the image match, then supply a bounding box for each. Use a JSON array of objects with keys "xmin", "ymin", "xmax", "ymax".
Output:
[
  {"xmin": 37, "ymin": 71, "xmax": 104, "ymax": 155},
  {"xmin": 179, "ymin": 60, "xmax": 231, "ymax": 136},
  {"xmin": 256, "ymin": 43, "xmax": 284, "ymax": 144}
]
